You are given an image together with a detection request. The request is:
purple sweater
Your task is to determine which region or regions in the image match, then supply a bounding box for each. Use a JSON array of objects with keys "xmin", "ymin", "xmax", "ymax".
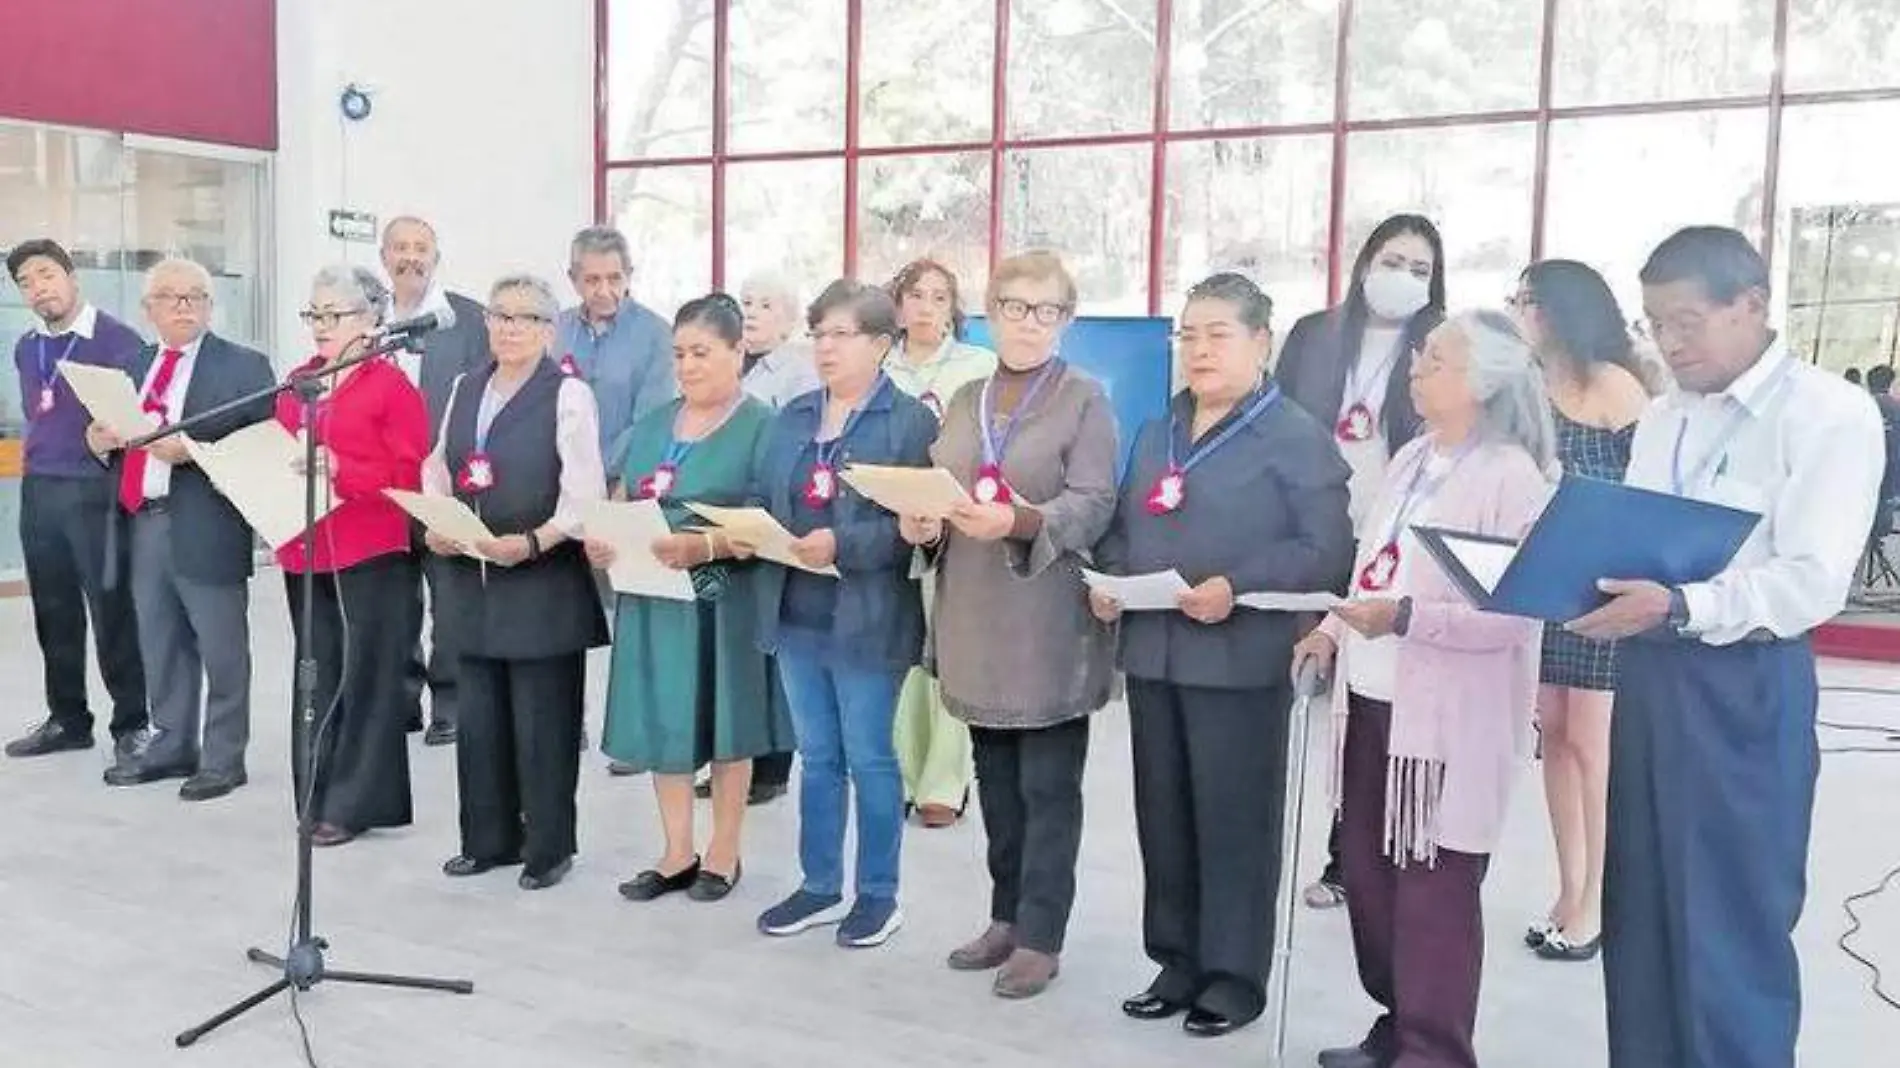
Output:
[{"xmin": 12, "ymin": 307, "xmax": 145, "ymax": 478}]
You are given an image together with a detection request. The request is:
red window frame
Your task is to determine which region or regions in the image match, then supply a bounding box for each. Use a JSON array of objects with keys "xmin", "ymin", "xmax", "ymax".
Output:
[{"xmin": 596, "ymin": 0, "xmax": 1900, "ymax": 315}]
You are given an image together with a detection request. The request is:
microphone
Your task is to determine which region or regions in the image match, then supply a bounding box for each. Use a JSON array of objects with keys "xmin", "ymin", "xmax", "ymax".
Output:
[{"xmin": 377, "ymin": 302, "xmax": 457, "ymax": 340}]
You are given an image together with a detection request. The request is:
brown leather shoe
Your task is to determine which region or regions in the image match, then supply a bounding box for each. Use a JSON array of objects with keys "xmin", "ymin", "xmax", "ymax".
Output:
[
  {"xmin": 918, "ymin": 803, "xmax": 960, "ymax": 828},
  {"xmin": 947, "ymin": 922, "xmax": 1015, "ymax": 971},
  {"xmin": 992, "ymin": 948, "xmax": 1059, "ymax": 999}
]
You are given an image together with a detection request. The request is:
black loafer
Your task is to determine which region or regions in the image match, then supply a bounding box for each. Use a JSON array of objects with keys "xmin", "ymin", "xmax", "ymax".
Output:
[
  {"xmin": 1121, "ymin": 992, "xmax": 1188, "ymax": 1020},
  {"xmin": 747, "ymin": 781, "xmax": 788, "ymax": 806},
  {"xmin": 687, "ymin": 863, "xmax": 741, "ymax": 902},
  {"xmin": 1535, "ymin": 930, "xmax": 1602, "ymax": 961},
  {"xmin": 1183, "ymin": 1006, "xmax": 1254, "ymax": 1038},
  {"xmin": 103, "ymin": 760, "xmax": 195, "ymax": 788},
  {"xmin": 443, "ymin": 853, "xmax": 520, "ymax": 877},
  {"xmin": 178, "ymin": 770, "xmax": 247, "ymax": 802},
  {"xmin": 6, "ymin": 720, "xmax": 95, "ymax": 758},
  {"xmin": 618, "ymin": 859, "xmax": 702, "ymax": 902},
  {"xmin": 519, "ymin": 858, "xmax": 573, "ymax": 891}
]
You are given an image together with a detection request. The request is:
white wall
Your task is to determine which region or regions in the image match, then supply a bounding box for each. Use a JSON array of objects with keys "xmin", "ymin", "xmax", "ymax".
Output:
[{"xmin": 272, "ymin": 0, "xmax": 594, "ymax": 362}]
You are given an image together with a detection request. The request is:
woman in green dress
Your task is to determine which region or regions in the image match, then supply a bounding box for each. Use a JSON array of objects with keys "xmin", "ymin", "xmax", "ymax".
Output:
[{"xmin": 585, "ymin": 293, "xmax": 790, "ymax": 903}]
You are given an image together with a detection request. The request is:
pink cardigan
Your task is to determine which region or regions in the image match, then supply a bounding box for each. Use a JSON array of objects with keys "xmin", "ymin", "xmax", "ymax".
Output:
[{"xmin": 1320, "ymin": 435, "xmax": 1553, "ymax": 859}]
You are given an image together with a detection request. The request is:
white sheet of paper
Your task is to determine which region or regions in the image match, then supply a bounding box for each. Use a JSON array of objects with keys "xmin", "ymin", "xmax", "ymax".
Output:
[
  {"xmin": 1236, "ymin": 591, "xmax": 1343, "ymax": 613},
  {"xmin": 684, "ymin": 502, "xmax": 840, "ymax": 578},
  {"xmin": 61, "ymin": 361, "xmax": 158, "ymax": 440},
  {"xmin": 1082, "ymin": 568, "xmax": 1190, "ymax": 612},
  {"xmin": 583, "ymin": 499, "xmax": 695, "ymax": 601},
  {"xmin": 840, "ymin": 463, "xmax": 970, "ymax": 519},
  {"xmin": 1443, "ymin": 536, "xmax": 1518, "ymax": 594},
  {"xmin": 182, "ymin": 421, "xmax": 338, "ymax": 549},
  {"xmin": 384, "ymin": 489, "xmax": 497, "ymax": 561}
]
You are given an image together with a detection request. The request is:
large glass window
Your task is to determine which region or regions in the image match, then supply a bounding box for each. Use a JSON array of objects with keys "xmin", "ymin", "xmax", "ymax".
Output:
[{"xmin": 600, "ymin": 0, "xmax": 1900, "ymax": 338}]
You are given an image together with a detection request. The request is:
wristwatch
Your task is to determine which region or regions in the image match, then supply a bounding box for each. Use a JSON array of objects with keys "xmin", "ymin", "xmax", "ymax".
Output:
[
  {"xmin": 1394, "ymin": 596, "xmax": 1415, "ymax": 637},
  {"xmin": 1666, "ymin": 587, "xmax": 1691, "ymax": 634}
]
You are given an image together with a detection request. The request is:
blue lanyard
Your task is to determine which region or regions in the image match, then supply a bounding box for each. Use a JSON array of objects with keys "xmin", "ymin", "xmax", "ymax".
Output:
[
  {"xmin": 662, "ymin": 393, "xmax": 745, "ymax": 469},
  {"xmin": 1669, "ymin": 356, "xmax": 1796, "ymax": 495},
  {"xmin": 814, "ymin": 374, "xmax": 886, "ymax": 467},
  {"xmin": 978, "ymin": 359, "xmax": 1062, "ymax": 465},
  {"xmin": 38, "ymin": 334, "xmax": 80, "ymax": 387},
  {"xmin": 1166, "ymin": 384, "xmax": 1282, "ymax": 474}
]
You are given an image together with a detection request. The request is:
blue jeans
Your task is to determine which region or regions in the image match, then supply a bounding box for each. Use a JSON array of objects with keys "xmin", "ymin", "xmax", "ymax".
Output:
[{"xmin": 775, "ymin": 650, "xmax": 906, "ymax": 900}]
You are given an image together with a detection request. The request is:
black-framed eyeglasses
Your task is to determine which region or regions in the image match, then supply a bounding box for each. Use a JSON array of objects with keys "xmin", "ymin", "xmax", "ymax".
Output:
[
  {"xmin": 995, "ymin": 298, "xmax": 1070, "ymax": 325},
  {"xmin": 298, "ymin": 307, "xmax": 369, "ymax": 330},
  {"xmin": 808, "ymin": 327, "xmax": 868, "ymax": 343},
  {"xmin": 148, "ymin": 292, "xmax": 209, "ymax": 310},
  {"xmin": 486, "ymin": 311, "xmax": 552, "ymax": 329}
]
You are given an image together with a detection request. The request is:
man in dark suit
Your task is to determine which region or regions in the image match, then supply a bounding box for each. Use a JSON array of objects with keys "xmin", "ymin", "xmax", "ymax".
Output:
[
  {"xmin": 381, "ymin": 215, "xmax": 490, "ymax": 747},
  {"xmin": 89, "ymin": 258, "xmax": 274, "ymax": 802}
]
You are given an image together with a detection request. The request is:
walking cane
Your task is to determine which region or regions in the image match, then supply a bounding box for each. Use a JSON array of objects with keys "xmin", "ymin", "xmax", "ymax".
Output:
[{"xmin": 1270, "ymin": 658, "xmax": 1329, "ymax": 1064}]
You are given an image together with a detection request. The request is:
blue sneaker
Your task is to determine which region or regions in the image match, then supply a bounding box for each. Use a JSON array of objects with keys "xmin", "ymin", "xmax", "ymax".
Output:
[
  {"xmin": 757, "ymin": 890, "xmax": 847, "ymax": 937},
  {"xmin": 836, "ymin": 896, "xmax": 904, "ymax": 949}
]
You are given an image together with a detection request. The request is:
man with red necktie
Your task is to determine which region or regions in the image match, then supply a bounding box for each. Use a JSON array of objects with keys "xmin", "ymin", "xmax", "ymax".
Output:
[{"xmin": 87, "ymin": 258, "xmax": 274, "ymax": 802}]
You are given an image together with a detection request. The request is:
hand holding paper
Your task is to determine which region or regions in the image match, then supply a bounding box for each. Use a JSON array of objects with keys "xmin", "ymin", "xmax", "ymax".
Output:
[
  {"xmin": 841, "ymin": 464, "xmax": 969, "ymax": 519},
  {"xmin": 186, "ymin": 421, "xmax": 339, "ymax": 549},
  {"xmin": 582, "ymin": 499, "xmax": 695, "ymax": 601},
  {"xmin": 1081, "ymin": 568, "xmax": 1190, "ymax": 612},
  {"xmin": 685, "ymin": 502, "xmax": 839, "ymax": 577},
  {"xmin": 386, "ymin": 489, "xmax": 497, "ymax": 561},
  {"xmin": 61, "ymin": 362, "xmax": 157, "ymax": 441}
]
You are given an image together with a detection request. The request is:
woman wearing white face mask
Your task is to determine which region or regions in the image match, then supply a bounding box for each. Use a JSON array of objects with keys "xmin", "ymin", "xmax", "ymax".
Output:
[{"xmin": 1275, "ymin": 212, "xmax": 1447, "ymax": 912}]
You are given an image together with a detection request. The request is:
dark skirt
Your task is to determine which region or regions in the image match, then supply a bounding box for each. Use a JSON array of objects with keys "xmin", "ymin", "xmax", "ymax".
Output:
[{"xmin": 285, "ymin": 553, "xmax": 417, "ymax": 832}]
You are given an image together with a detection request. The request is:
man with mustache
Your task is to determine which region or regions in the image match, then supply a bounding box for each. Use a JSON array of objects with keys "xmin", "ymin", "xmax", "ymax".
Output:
[
  {"xmin": 380, "ymin": 215, "xmax": 491, "ymax": 747},
  {"xmin": 4, "ymin": 239, "xmax": 149, "ymax": 768}
]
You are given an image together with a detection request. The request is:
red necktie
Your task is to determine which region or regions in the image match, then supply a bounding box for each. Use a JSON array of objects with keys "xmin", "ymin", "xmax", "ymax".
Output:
[{"xmin": 119, "ymin": 347, "xmax": 186, "ymax": 514}]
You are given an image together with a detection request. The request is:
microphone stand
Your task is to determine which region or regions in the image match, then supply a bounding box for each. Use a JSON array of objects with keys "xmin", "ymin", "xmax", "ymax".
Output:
[{"xmin": 133, "ymin": 331, "xmax": 475, "ymax": 1050}]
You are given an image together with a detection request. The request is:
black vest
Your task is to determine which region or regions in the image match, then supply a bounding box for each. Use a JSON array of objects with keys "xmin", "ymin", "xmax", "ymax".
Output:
[{"xmin": 439, "ymin": 359, "xmax": 607, "ymax": 659}]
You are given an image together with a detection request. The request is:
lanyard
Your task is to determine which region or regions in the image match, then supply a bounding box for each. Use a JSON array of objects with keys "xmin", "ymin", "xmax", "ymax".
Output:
[
  {"xmin": 815, "ymin": 374, "xmax": 886, "ymax": 467},
  {"xmin": 1167, "ymin": 384, "xmax": 1282, "ymax": 474},
  {"xmin": 1669, "ymin": 356, "xmax": 1796, "ymax": 495},
  {"xmin": 978, "ymin": 359, "xmax": 1061, "ymax": 465},
  {"xmin": 38, "ymin": 334, "xmax": 80, "ymax": 386},
  {"xmin": 664, "ymin": 392, "xmax": 746, "ymax": 468},
  {"xmin": 1342, "ymin": 331, "xmax": 1406, "ymax": 417},
  {"xmin": 1376, "ymin": 441, "xmax": 1476, "ymax": 548}
]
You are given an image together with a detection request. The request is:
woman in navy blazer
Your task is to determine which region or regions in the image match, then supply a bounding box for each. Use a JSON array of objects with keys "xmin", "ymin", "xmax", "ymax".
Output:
[{"xmin": 749, "ymin": 279, "xmax": 937, "ymax": 950}]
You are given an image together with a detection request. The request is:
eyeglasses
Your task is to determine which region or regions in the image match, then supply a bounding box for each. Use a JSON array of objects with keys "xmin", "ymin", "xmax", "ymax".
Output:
[
  {"xmin": 298, "ymin": 307, "xmax": 369, "ymax": 330},
  {"xmin": 808, "ymin": 327, "xmax": 868, "ymax": 343},
  {"xmin": 1505, "ymin": 293, "xmax": 1538, "ymax": 311},
  {"xmin": 994, "ymin": 298, "xmax": 1070, "ymax": 325},
  {"xmin": 486, "ymin": 311, "xmax": 552, "ymax": 329},
  {"xmin": 148, "ymin": 292, "xmax": 209, "ymax": 310}
]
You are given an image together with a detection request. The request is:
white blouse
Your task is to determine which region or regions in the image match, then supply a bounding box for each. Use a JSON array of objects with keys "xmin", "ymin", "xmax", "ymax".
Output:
[{"xmin": 422, "ymin": 372, "xmax": 605, "ymax": 538}]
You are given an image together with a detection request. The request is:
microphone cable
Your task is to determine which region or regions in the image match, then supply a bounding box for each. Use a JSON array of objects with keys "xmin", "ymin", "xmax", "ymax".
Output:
[{"xmin": 1817, "ymin": 683, "xmax": 1900, "ymax": 1014}]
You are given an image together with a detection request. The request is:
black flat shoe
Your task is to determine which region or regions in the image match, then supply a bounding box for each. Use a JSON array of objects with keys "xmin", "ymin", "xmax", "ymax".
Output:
[
  {"xmin": 178, "ymin": 770, "xmax": 247, "ymax": 802},
  {"xmin": 1318, "ymin": 1043, "xmax": 1387, "ymax": 1068},
  {"xmin": 1183, "ymin": 1006, "xmax": 1255, "ymax": 1038},
  {"xmin": 6, "ymin": 720, "xmax": 95, "ymax": 758},
  {"xmin": 443, "ymin": 853, "xmax": 520, "ymax": 878},
  {"xmin": 103, "ymin": 760, "xmax": 195, "ymax": 788},
  {"xmin": 607, "ymin": 760, "xmax": 641, "ymax": 777},
  {"xmin": 618, "ymin": 858, "xmax": 702, "ymax": 902},
  {"xmin": 422, "ymin": 720, "xmax": 457, "ymax": 747},
  {"xmin": 687, "ymin": 862, "xmax": 741, "ymax": 902},
  {"xmin": 519, "ymin": 858, "xmax": 573, "ymax": 891},
  {"xmin": 747, "ymin": 781, "xmax": 788, "ymax": 806},
  {"xmin": 1535, "ymin": 929, "xmax": 1602, "ymax": 961},
  {"xmin": 1121, "ymin": 992, "xmax": 1188, "ymax": 1021}
]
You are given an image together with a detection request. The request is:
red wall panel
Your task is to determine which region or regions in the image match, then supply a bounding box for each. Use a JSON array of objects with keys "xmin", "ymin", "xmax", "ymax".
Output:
[{"xmin": 0, "ymin": 0, "xmax": 276, "ymax": 150}]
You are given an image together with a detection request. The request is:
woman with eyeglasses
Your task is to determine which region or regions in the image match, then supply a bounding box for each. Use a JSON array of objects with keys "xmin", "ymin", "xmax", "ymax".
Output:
[
  {"xmin": 589, "ymin": 293, "xmax": 790, "ymax": 904},
  {"xmin": 897, "ymin": 251, "xmax": 1118, "ymax": 999},
  {"xmin": 276, "ymin": 265, "xmax": 430, "ymax": 848},
  {"xmin": 1293, "ymin": 310, "xmax": 1553, "ymax": 1068},
  {"xmin": 1275, "ymin": 213, "xmax": 1447, "ymax": 911},
  {"xmin": 1092, "ymin": 273, "xmax": 1354, "ymax": 1037},
  {"xmin": 1508, "ymin": 261, "xmax": 1652, "ymax": 964},
  {"xmin": 424, "ymin": 274, "xmax": 609, "ymax": 891},
  {"xmin": 752, "ymin": 279, "xmax": 937, "ymax": 949},
  {"xmin": 883, "ymin": 258, "xmax": 998, "ymax": 830}
]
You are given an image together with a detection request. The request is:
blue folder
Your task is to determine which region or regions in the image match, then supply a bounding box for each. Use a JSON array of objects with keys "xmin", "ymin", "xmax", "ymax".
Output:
[{"xmin": 1411, "ymin": 474, "xmax": 1762, "ymax": 624}]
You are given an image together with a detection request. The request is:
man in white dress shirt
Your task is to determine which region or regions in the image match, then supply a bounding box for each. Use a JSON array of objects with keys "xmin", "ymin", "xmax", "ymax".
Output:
[{"xmin": 1569, "ymin": 226, "xmax": 1883, "ymax": 1068}]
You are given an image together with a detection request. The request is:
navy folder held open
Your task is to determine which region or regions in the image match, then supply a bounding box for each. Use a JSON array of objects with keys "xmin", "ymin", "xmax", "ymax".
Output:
[{"xmin": 1412, "ymin": 474, "xmax": 1762, "ymax": 624}]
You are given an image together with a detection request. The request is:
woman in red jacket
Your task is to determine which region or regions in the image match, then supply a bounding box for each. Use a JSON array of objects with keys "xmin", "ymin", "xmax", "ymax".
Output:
[{"xmin": 278, "ymin": 265, "xmax": 430, "ymax": 847}]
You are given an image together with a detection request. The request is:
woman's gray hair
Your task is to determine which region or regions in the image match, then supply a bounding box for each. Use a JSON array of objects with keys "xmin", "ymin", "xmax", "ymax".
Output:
[
  {"xmin": 310, "ymin": 264, "xmax": 390, "ymax": 324},
  {"xmin": 1455, "ymin": 308, "xmax": 1557, "ymax": 472},
  {"xmin": 489, "ymin": 273, "xmax": 560, "ymax": 322}
]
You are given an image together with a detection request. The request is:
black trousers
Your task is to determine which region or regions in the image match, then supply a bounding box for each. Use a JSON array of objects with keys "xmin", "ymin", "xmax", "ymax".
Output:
[
  {"xmin": 456, "ymin": 651, "xmax": 586, "ymax": 877},
  {"xmin": 20, "ymin": 474, "xmax": 145, "ymax": 738},
  {"xmin": 403, "ymin": 553, "xmax": 460, "ymax": 728},
  {"xmin": 971, "ymin": 715, "xmax": 1090, "ymax": 955},
  {"xmin": 286, "ymin": 555, "xmax": 416, "ymax": 832},
  {"xmin": 1127, "ymin": 678, "xmax": 1292, "ymax": 1020}
]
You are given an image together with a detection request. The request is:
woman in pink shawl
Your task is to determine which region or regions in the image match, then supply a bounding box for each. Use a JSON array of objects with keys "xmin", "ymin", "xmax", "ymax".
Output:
[{"xmin": 1293, "ymin": 309, "xmax": 1554, "ymax": 1068}]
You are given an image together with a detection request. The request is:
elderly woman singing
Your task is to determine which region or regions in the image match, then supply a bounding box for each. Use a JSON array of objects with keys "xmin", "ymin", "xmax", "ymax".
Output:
[{"xmin": 1294, "ymin": 310, "xmax": 1554, "ymax": 1068}]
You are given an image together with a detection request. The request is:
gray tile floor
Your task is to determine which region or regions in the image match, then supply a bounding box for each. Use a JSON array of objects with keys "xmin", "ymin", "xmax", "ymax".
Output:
[{"xmin": 1, "ymin": 580, "xmax": 1898, "ymax": 1066}]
